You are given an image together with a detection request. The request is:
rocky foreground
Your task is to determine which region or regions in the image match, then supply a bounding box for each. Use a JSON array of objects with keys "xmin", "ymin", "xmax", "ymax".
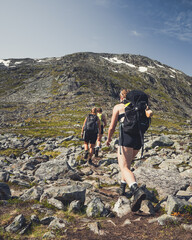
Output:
[{"xmin": 0, "ymin": 132, "xmax": 192, "ymax": 239}]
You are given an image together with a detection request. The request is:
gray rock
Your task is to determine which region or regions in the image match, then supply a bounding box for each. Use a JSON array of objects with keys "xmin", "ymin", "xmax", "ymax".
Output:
[
  {"xmin": 0, "ymin": 171, "xmax": 10, "ymax": 182},
  {"xmin": 148, "ymin": 214, "xmax": 179, "ymax": 225},
  {"xmin": 40, "ymin": 216, "xmax": 55, "ymax": 225},
  {"xmin": 181, "ymin": 224, "xmax": 192, "ymax": 231},
  {"xmin": 86, "ymin": 197, "xmax": 108, "ymax": 217},
  {"xmin": 166, "ymin": 195, "xmax": 192, "ymax": 215},
  {"xmin": 48, "ymin": 218, "xmax": 67, "ymax": 229},
  {"xmin": 47, "ymin": 198, "xmax": 65, "ymax": 210},
  {"xmin": 122, "ymin": 218, "xmax": 132, "ymax": 226},
  {"xmin": 5, "ymin": 214, "xmax": 26, "ymax": 233},
  {"xmin": 88, "ymin": 222, "xmax": 106, "ymax": 236},
  {"xmin": 151, "ymin": 135, "xmax": 174, "ymax": 148},
  {"xmin": 63, "ymin": 135, "xmax": 74, "ymax": 141},
  {"xmin": 31, "ymin": 215, "xmax": 40, "ymax": 224},
  {"xmin": 9, "ymin": 179, "xmax": 31, "ymax": 188},
  {"xmin": 19, "ymin": 222, "xmax": 32, "ymax": 235},
  {"xmin": 180, "ymin": 168, "xmax": 192, "ymax": 178},
  {"xmin": 0, "ymin": 182, "xmax": 11, "ymax": 200},
  {"xmin": 134, "ymin": 167, "xmax": 191, "ymax": 198},
  {"xmin": 40, "ymin": 185, "xmax": 86, "ymax": 205},
  {"xmin": 21, "ymin": 159, "xmax": 39, "ymax": 171},
  {"xmin": 42, "ymin": 231, "xmax": 56, "ymax": 239},
  {"xmin": 142, "ymin": 156, "xmax": 164, "ymax": 167},
  {"xmin": 19, "ymin": 186, "xmax": 44, "ymax": 201},
  {"xmin": 34, "ymin": 159, "xmax": 72, "ymax": 180},
  {"xmin": 68, "ymin": 200, "xmax": 81, "ymax": 213},
  {"xmin": 176, "ymin": 190, "xmax": 192, "ymax": 201},
  {"xmin": 113, "ymin": 196, "xmax": 131, "ymax": 217},
  {"xmin": 140, "ymin": 200, "xmax": 156, "ymax": 215},
  {"xmin": 158, "ymin": 159, "xmax": 179, "ymax": 170}
]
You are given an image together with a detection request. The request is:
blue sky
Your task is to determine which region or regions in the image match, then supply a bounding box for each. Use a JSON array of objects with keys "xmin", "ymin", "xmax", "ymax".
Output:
[{"xmin": 0, "ymin": 0, "xmax": 192, "ymax": 76}]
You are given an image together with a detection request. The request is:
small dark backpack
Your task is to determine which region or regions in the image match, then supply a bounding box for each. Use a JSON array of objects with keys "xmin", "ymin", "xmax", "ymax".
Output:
[{"xmin": 84, "ymin": 114, "xmax": 98, "ymax": 134}]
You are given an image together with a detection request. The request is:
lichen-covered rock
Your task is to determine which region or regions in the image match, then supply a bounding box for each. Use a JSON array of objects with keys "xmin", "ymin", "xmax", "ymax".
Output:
[
  {"xmin": 5, "ymin": 214, "xmax": 26, "ymax": 233},
  {"xmin": 86, "ymin": 197, "xmax": 108, "ymax": 217},
  {"xmin": 40, "ymin": 184, "xmax": 86, "ymax": 205},
  {"xmin": 166, "ymin": 195, "xmax": 192, "ymax": 215},
  {"xmin": 34, "ymin": 159, "xmax": 72, "ymax": 180}
]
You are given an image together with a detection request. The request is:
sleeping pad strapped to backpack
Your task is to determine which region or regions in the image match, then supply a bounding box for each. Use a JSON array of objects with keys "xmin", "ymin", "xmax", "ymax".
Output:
[{"xmin": 122, "ymin": 90, "xmax": 151, "ymax": 157}]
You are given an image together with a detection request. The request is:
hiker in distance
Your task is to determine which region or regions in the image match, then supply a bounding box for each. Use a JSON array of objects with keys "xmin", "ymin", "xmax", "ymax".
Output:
[
  {"xmin": 95, "ymin": 107, "xmax": 107, "ymax": 157},
  {"xmin": 106, "ymin": 89, "xmax": 153, "ymax": 212},
  {"xmin": 82, "ymin": 107, "xmax": 101, "ymax": 165}
]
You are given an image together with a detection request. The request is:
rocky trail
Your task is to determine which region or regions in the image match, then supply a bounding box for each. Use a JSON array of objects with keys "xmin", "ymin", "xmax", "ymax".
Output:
[{"xmin": 0, "ymin": 131, "xmax": 192, "ymax": 239}]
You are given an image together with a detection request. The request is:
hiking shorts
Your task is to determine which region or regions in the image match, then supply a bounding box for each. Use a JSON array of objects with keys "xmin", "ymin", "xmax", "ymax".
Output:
[
  {"xmin": 84, "ymin": 131, "xmax": 97, "ymax": 144},
  {"xmin": 119, "ymin": 131, "xmax": 142, "ymax": 150}
]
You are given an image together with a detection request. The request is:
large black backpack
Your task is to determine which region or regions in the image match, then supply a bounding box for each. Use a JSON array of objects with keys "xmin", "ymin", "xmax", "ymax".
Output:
[
  {"xmin": 122, "ymin": 90, "xmax": 151, "ymax": 157},
  {"xmin": 123, "ymin": 90, "xmax": 150, "ymax": 135},
  {"xmin": 84, "ymin": 114, "xmax": 98, "ymax": 134}
]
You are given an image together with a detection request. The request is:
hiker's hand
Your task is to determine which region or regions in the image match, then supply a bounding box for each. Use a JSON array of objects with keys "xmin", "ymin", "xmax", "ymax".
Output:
[
  {"xmin": 106, "ymin": 139, "xmax": 111, "ymax": 146},
  {"xmin": 145, "ymin": 109, "xmax": 153, "ymax": 118}
]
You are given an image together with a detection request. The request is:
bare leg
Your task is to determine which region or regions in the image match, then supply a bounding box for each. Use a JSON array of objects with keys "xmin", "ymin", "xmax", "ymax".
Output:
[
  {"xmin": 96, "ymin": 135, "xmax": 102, "ymax": 148},
  {"xmin": 89, "ymin": 143, "xmax": 95, "ymax": 159},
  {"xmin": 84, "ymin": 142, "xmax": 89, "ymax": 151},
  {"xmin": 117, "ymin": 146, "xmax": 139, "ymax": 186},
  {"xmin": 118, "ymin": 146, "xmax": 146, "ymax": 212}
]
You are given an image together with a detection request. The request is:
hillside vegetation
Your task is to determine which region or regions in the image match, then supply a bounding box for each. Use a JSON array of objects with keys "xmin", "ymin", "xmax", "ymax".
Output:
[{"xmin": 0, "ymin": 52, "xmax": 191, "ymax": 137}]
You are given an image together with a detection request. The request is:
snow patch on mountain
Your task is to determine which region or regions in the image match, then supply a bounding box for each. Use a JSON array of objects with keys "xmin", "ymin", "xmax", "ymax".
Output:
[
  {"xmin": 102, "ymin": 56, "xmax": 136, "ymax": 68},
  {"xmin": 0, "ymin": 60, "xmax": 11, "ymax": 67}
]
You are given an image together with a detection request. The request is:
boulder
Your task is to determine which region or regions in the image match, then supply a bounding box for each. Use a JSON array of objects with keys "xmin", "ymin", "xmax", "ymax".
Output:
[
  {"xmin": 40, "ymin": 184, "xmax": 86, "ymax": 205},
  {"xmin": 86, "ymin": 197, "xmax": 108, "ymax": 217},
  {"xmin": 151, "ymin": 135, "xmax": 174, "ymax": 148},
  {"xmin": 0, "ymin": 182, "xmax": 11, "ymax": 200},
  {"xmin": 34, "ymin": 159, "xmax": 72, "ymax": 180},
  {"xmin": 166, "ymin": 195, "xmax": 192, "ymax": 215},
  {"xmin": 5, "ymin": 214, "xmax": 26, "ymax": 233},
  {"xmin": 19, "ymin": 186, "xmax": 44, "ymax": 201},
  {"xmin": 113, "ymin": 196, "xmax": 131, "ymax": 217}
]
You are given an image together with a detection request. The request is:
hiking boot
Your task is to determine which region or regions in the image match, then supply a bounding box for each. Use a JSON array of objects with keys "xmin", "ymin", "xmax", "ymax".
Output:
[
  {"xmin": 116, "ymin": 182, "xmax": 126, "ymax": 196},
  {"xmin": 84, "ymin": 150, "xmax": 89, "ymax": 160},
  {"xmin": 130, "ymin": 183, "xmax": 146, "ymax": 212},
  {"xmin": 88, "ymin": 158, "xmax": 93, "ymax": 165},
  {"xmin": 95, "ymin": 147, "xmax": 99, "ymax": 157}
]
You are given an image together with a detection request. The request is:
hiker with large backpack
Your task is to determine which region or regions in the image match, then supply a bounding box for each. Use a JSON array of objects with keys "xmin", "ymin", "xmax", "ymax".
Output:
[
  {"xmin": 81, "ymin": 107, "xmax": 101, "ymax": 165},
  {"xmin": 106, "ymin": 89, "xmax": 153, "ymax": 212}
]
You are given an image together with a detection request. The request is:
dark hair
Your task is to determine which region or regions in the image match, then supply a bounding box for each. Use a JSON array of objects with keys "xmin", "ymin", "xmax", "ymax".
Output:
[
  {"xmin": 120, "ymin": 89, "xmax": 130, "ymax": 99},
  {"xmin": 91, "ymin": 107, "xmax": 97, "ymax": 114},
  {"xmin": 97, "ymin": 107, "xmax": 102, "ymax": 113}
]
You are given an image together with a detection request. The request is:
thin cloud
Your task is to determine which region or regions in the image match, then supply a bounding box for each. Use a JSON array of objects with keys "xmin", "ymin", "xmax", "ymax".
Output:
[
  {"xmin": 162, "ymin": 10, "xmax": 192, "ymax": 42},
  {"xmin": 131, "ymin": 30, "xmax": 141, "ymax": 37}
]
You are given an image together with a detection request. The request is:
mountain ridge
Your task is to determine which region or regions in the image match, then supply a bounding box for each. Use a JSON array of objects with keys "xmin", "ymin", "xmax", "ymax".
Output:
[{"xmin": 0, "ymin": 52, "xmax": 191, "ymax": 136}]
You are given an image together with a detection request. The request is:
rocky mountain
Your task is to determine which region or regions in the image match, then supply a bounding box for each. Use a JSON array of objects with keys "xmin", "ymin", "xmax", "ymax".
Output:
[
  {"xmin": 0, "ymin": 131, "xmax": 192, "ymax": 239},
  {"xmin": 0, "ymin": 52, "xmax": 191, "ymax": 136},
  {"xmin": 0, "ymin": 53, "xmax": 192, "ymax": 239}
]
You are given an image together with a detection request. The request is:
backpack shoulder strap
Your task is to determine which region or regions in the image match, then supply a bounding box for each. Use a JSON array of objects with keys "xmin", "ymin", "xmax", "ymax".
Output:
[{"xmin": 124, "ymin": 102, "xmax": 131, "ymax": 108}]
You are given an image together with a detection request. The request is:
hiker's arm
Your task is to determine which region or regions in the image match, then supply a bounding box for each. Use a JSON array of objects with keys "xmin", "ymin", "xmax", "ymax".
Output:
[
  {"xmin": 103, "ymin": 114, "xmax": 107, "ymax": 128},
  {"xmin": 97, "ymin": 118, "xmax": 101, "ymax": 136},
  {"xmin": 81, "ymin": 118, "xmax": 87, "ymax": 136},
  {"xmin": 107, "ymin": 106, "xmax": 119, "ymax": 145}
]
